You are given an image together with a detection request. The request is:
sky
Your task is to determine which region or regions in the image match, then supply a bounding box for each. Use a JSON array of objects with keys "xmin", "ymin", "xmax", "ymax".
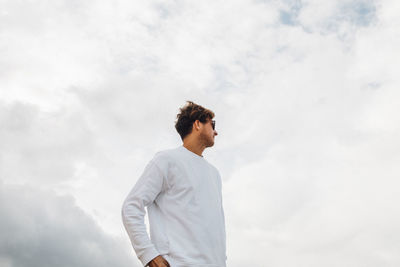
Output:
[{"xmin": 0, "ymin": 0, "xmax": 399, "ymax": 266}]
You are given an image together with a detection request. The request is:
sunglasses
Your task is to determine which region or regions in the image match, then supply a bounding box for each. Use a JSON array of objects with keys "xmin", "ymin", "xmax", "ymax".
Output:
[
  {"xmin": 199, "ymin": 119, "xmax": 216, "ymax": 130},
  {"xmin": 210, "ymin": 120, "xmax": 216, "ymax": 130}
]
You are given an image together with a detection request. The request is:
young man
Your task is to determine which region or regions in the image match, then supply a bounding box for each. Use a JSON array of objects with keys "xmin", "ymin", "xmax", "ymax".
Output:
[{"xmin": 122, "ymin": 101, "xmax": 226, "ymax": 267}]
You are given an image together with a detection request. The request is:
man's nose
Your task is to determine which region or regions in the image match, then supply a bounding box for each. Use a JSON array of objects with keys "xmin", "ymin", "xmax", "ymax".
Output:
[{"xmin": 214, "ymin": 130, "xmax": 218, "ymax": 136}]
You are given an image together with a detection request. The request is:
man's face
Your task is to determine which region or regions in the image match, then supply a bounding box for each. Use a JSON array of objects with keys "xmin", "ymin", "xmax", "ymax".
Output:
[{"xmin": 199, "ymin": 119, "xmax": 218, "ymax": 147}]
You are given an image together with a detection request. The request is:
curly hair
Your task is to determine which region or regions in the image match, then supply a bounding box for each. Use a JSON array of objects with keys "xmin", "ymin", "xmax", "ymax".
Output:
[{"xmin": 175, "ymin": 101, "xmax": 215, "ymax": 141}]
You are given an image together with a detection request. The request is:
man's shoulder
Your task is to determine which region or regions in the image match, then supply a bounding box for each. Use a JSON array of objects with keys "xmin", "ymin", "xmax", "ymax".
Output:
[
  {"xmin": 151, "ymin": 146, "xmax": 181, "ymax": 164},
  {"xmin": 207, "ymin": 161, "xmax": 221, "ymax": 176}
]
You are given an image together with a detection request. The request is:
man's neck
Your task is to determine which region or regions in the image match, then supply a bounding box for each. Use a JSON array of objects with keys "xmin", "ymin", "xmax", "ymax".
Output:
[{"xmin": 182, "ymin": 141, "xmax": 205, "ymax": 157}]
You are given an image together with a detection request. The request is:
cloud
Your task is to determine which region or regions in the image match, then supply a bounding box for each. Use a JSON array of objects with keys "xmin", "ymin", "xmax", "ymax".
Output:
[
  {"xmin": 0, "ymin": 181, "xmax": 136, "ymax": 267},
  {"xmin": 0, "ymin": 100, "xmax": 95, "ymax": 185},
  {"xmin": 223, "ymin": 136, "xmax": 400, "ymax": 266}
]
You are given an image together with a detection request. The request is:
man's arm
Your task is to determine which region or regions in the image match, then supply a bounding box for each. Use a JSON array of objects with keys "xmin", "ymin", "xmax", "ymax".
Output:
[{"xmin": 121, "ymin": 159, "xmax": 168, "ymax": 267}]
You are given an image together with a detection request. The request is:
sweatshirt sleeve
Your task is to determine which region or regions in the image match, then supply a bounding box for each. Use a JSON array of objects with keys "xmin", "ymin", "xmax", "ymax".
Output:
[
  {"xmin": 218, "ymin": 170, "xmax": 228, "ymax": 261},
  {"xmin": 121, "ymin": 158, "xmax": 167, "ymax": 266}
]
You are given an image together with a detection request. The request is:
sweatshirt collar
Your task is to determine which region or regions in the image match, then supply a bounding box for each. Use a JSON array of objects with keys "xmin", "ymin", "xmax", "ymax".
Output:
[{"xmin": 180, "ymin": 145, "xmax": 205, "ymax": 159}]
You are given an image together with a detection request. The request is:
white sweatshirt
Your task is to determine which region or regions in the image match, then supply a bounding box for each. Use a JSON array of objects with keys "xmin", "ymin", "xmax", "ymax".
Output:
[{"xmin": 122, "ymin": 145, "xmax": 227, "ymax": 267}]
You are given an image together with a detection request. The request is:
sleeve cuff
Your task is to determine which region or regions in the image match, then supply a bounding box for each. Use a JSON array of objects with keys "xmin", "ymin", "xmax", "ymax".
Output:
[{"xmin": 139, "ymin": 247, "xmax": 160, "ymax": 267}]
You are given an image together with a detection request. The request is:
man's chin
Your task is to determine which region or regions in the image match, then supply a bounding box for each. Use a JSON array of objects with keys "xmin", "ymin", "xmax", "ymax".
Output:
[{"xmin": 200, "ymin": 135, "xmax": 215, "ymax": 147}]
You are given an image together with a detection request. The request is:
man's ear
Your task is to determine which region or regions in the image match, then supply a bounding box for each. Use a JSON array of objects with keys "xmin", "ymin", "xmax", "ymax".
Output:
[{"xmin": 193, "ymin": 120, "xmax": 201, "ymax": 131}]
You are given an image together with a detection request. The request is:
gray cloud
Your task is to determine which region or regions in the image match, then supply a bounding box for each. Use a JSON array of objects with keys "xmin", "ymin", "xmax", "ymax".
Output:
[{"xmin": 0, "ymin": 181, "xmax": 136, "ymax": 267}]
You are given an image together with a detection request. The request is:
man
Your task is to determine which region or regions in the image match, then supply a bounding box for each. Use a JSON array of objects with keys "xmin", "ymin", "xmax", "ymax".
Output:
[{"xmin": 122, "ymin": 101, "xmax": 226, "ymax": 267}]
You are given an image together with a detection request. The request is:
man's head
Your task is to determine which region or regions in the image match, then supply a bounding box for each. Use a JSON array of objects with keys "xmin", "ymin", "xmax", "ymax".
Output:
[{"xmin": 175, "ymin": 101, "xmax": 218, "ymax": 147}]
